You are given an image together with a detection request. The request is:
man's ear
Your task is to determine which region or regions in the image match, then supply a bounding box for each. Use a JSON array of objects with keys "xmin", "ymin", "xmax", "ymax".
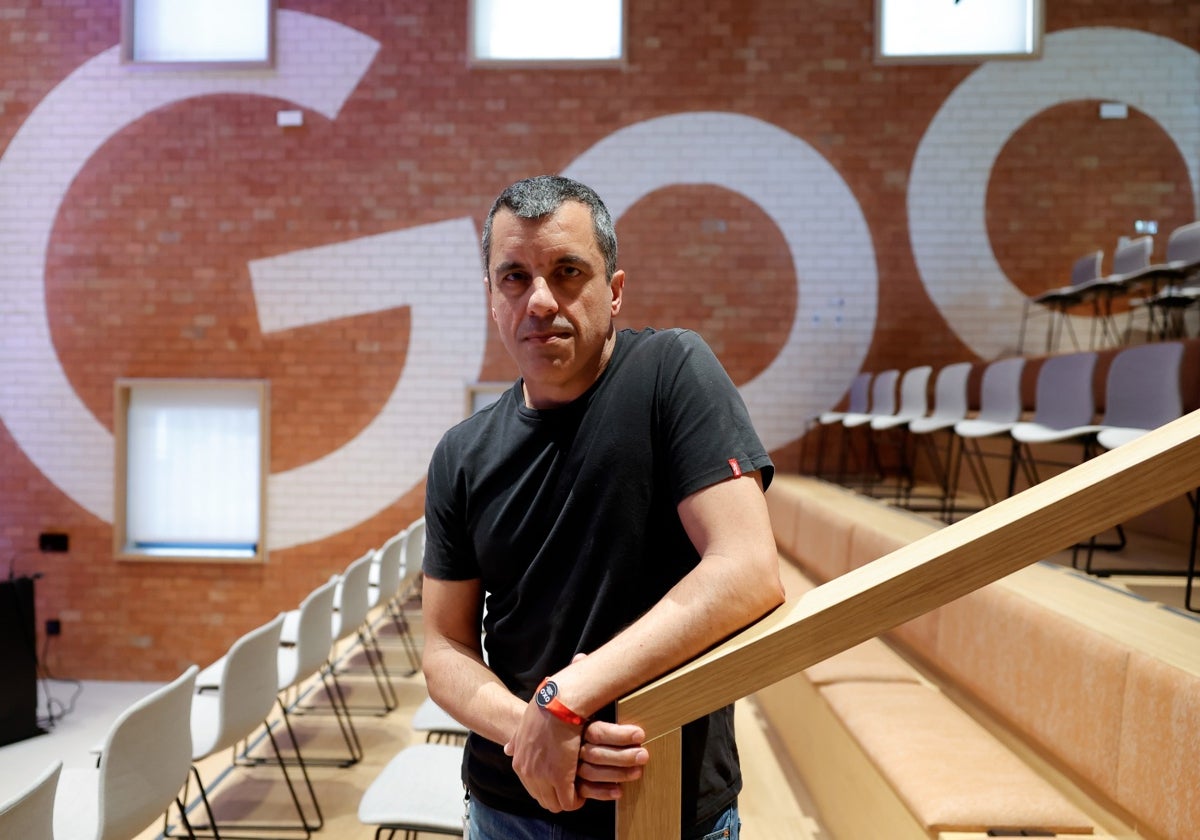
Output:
[
  {"xmin": 610, "ymin": 269, "xmax": 625, "ymax": 317},
  {"xmin": 483, "ymin": 274, "xmax": 496, "ymax": 321}
]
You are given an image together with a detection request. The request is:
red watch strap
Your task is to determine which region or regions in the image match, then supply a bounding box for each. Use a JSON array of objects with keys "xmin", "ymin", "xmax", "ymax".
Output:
[{"xmin": 536, "ymin": 678, "xmax": 586, "ymax": 726}]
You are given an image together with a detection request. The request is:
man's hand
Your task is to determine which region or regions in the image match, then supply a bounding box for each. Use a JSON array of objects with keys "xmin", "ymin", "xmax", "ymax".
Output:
[
  {"xmin": 505, "ymin": 697, "xmax": 587, "ymax": 812},
  {"xmin": 503, "ymin": 654, "xmax": 648, "ymax": 809},
  {"xmin": 577, "ymin": 720, "xmax": 649, "ymax": 801}
]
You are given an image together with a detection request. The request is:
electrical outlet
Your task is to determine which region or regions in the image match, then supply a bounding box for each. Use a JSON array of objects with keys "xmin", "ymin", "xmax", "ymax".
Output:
[
  {"xmin": 38, "ymin": 532, "xmax": 69, "ymax": 552},
  {"xmin": 45, "ymin": 619, "xmax": 61, "ymax": 636}
]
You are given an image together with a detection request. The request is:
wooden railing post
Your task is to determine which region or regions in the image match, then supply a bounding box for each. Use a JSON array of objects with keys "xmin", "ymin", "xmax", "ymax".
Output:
[
  {"xmin": 614, "ymin": 728, "xmax": 681, "ymax": 838},
  {"xmin": 615, "ymin": 409, "xmax": 1200, "ymax": 839}
]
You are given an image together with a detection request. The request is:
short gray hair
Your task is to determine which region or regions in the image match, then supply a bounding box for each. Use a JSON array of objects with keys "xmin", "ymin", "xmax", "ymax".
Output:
[{"xmin": 481, "ymin": 175, "xmax": 619, "ymax": 281}]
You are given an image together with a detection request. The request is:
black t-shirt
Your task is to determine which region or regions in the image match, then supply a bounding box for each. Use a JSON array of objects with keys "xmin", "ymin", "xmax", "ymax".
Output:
[{"xmin": 423, "ymin": 327, "xmax": 774, "ymax": 836}]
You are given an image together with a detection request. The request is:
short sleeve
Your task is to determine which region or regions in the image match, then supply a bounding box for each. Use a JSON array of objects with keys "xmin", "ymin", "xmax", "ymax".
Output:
[
  {"xmin": 422, "ymin": 434, "xmax": 480, "ymax": 581},
  {"xmin": 656, "ymin": 330, "xmax": 774, "ymax": 503}
]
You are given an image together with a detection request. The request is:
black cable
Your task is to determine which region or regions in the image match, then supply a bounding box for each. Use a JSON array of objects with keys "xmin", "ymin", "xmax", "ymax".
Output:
[{"xmin": 38, "ymin": 632, "xmax": 84, "ymax": 729}]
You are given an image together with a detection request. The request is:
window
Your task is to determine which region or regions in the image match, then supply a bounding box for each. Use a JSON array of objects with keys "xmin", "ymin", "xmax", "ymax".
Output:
[
  {"xmin": 470, "ymin": 0, "xmax": 625, "ymax": 65},
  {"xmin": 114, "ymin": 380, "xmax": 269, "ymax": 562},
  {"xmin": 121, "ymin": 0, "xmax": 275, "ymax": 68},
  {"xmin": 465, "ymin": 382, "xmax": 510, "ymax": 416},
  {"xmin": 876, "ymin": 0, "xmax": 1042, "ymax": 64}
]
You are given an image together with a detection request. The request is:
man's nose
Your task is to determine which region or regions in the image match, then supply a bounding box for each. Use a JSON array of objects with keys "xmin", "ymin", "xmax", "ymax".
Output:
[{"xmin": 527, "ymin": 276, "xmax": 557, "ymax": 316}]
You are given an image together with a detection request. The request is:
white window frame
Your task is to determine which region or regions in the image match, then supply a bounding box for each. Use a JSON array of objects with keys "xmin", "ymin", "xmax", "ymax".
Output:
[
  {"xmin": 114, "ymin": 379, "xmax": 269, "ymax": 563},
  {"xmin": 468, "ymin": 0, "xmax": 626, "ymax": 67},
  {"xmin": 875, "ymin": 0, "xmax": 1043, "ymax": 65},
  {"xmin": 120, "ymin": 0, "xmax": 276, "ymax": 69},
  {"xmin": 465, "ymin": 382, "xmax": 511, "ymax": 416}
]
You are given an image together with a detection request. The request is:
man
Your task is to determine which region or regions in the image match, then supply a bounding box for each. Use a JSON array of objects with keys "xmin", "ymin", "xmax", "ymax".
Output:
[{"xmin": 422, "ymin": 175, "xmax": 784, "ymax": 839}]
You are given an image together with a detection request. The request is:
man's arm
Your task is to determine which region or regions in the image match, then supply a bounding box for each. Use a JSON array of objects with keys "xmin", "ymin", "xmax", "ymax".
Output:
[
  {"xmin": 421, "ymin": 576, "xmax": 525, "ymax": 748},
  {"xmin": 506, "ymin": 471, "xmax": 785, "ymax": 809},
  {"xmin": 423, "ymin": 576, "xmax": 649, "ymax": 812}
]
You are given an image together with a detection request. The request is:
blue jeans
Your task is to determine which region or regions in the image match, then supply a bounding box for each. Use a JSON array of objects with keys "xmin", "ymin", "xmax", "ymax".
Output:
[{"xmin": 468, "ymin": 797, "xmax": 740, "ymax": 840}]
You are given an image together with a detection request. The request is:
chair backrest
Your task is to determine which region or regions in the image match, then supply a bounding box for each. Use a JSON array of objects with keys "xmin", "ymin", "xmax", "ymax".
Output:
[
  {"xmin": 894, "ymin": 365, "xmax": 932, "ymax": 419},
  {"xmin": 291, "ymin": 576, "xmax": 339, "ymax": 686},
  {"xmin": 867, "ymin": 369, "xmax": 899, "ymax": 416},
  {"xmin": 1112, "ymin": 235, "xmax": 1152, "ymax": 276},
  {"xmin": 374, "ymin": 529, "xmax": 407, "ymax": 600},
  {"xmin": 1102, "ymin": 342, "xmax": 1184, "ymax": 431},
  {"xmin": 404, "ymin": 517, "xmax": 426, "ymax": 578},
  {"xmin": 334, "ymin": 550, "xmax": 376, "ymax": 641},
  {"xmin": 1032, "ymin": 352, "xmax": 1098, "ymax": 430},
  {"xmin": 1070, "ymin": 250, "xmax": 1103, "ymax": 288},
  {"xmin": 976, "ymin": 357, "xmax": 1026, "ymax": 424},
  {"xmin": 96, "ymin": 665, "xmax": 197, "ymax": 840},
  {"xmin": 201, "ymin": 613, "xmax": 285, "ymax": 759},
  {"xmin": 845, "ymin": 371, "xmax": 872, "ymax": 414},
  {"xmin": 928, "ymin": 362, "xmax": 971, "ymax": 421},
  {"xmin": 0, "ymin": 760, "xmax": 60, "ymax": 840},
  {"xmin": 1166, "ymin": 220, "xmax": 1200, "ymax": 265}
]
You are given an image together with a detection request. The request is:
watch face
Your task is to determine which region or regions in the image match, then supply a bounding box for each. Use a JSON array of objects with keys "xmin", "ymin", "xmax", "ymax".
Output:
[{"xmin": 536, "ymin": 680, "xmax": 558, "ymax": 706}]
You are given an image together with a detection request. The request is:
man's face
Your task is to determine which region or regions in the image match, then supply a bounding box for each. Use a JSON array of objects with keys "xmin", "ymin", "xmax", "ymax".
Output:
[{"xmin": 486, "ymin": 201, "xmax": 624, "ymax": 409}]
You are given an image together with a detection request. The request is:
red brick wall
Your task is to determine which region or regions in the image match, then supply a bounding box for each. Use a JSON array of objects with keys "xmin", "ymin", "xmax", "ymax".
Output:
[{"xmin": 1, "ymin": 0, "xmax": 1196, "ymax": 679}]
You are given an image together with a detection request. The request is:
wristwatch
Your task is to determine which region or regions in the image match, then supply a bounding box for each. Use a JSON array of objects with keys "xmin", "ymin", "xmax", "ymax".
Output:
[{"xmin": 535, "ymin": 678, "xmax": 586, "ymax": 726}]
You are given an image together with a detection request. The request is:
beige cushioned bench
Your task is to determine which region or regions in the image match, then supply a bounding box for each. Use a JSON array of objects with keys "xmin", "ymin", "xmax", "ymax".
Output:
[{"xmin": 757, "ymin": 474, "xmax": 1200, "ymax": 840}]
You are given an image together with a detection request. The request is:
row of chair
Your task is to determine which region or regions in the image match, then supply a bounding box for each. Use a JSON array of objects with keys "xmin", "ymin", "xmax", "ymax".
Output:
[
  {"xmin": 808, "ymin": 341, "xmax": 1199, "ymax": 611},
  {"xmin": 355, "ymin": 518, "xmax": 470, "ymax": 840},
  {"xmin": 1018, "ymin": 219, "xmax": 1200, "ymax": 354},
  {"xmin": 0, "ymin": 516, "xmax": 460, "ymax": 840}
]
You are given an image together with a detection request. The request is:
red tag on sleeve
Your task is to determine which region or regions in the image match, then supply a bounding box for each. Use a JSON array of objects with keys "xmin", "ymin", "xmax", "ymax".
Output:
[{"xmin": 728, "ymin": 458, "xmax": 742, "ymax": 478}]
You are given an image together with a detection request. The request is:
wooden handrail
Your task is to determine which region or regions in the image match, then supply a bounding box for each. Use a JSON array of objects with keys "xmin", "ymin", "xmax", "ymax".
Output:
[{"xmin": 615, "ymin": 408, "xmax": 1200, "ymax": 837}]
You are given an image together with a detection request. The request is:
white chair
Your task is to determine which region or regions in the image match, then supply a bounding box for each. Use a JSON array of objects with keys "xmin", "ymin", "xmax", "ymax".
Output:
[
  {"xmin": 951, "ymin": 356, "xmax": 1026, "ymax": 516},
  {"xmin": 839, "ymin": 369, "xmax": 899, "ymax": 486},
  {"xmin": 1023, "ymin": 250, "xmax": 1102, "ymax": 353},
  {"xmin": 334, "ymin": 550, "xmax": 398, "ymax": 713},
  {"xmin": 181, "ymin": 613, "xmax": 315, "ymax": 839},
  {"xmin": 998, "ymin": 351, "xmax": 1107, "ymax": 569},
  {"xmin": 0, "ymin": 760, "xmax": 60, "ymax": 840},
  {"xmin": 1009, "ymin": 351, "xmax": 1100, "ymax": 489},
  {"xmin": 400, "ymin": 516, "xmax": 425, "ymax": 620},
  {"xmin": 816, "ymin": 371, "xmax": 871, "ymax": 426},
  {"xmin": 869, "ymin": 365, "xmax": 932, "ymax": 499},
  {"xmin": 906, "ymin": 361, "xmax": 972, "ymax": 520},
  {"xmin": 1095, "ymin": 342, "xmax": 1186, "ymax": 450},
  {"xmin": 276, "ymin": 575, "xmax": 361, "ymax": 783},
  {"xmin": 411, "ymin": 697, "xmax": 468, "ymax": 745},
  {"xmin": 1072, "ymin": 235, "xmax": 1153, "ymax": 347},
  {"xmin": 841, "ymin": 369, "xmax": 899, "ymax": 429},
  {"xmin": 1135, "ymin": 220, "xmax": 1200, "ymax": 340},
  {"xmin": 809, "ymin": 371, "xmax": 871, "ymax": 478},
  {"xmin": 370, "ymin": 528, "xmax": 420, "ymax": 675},
  {"xmin": 54, "ymin": 665, "xmax": 199, "ymax": 840},
  {"xmin": 1083, "ymin": 342, "xmax": 1186, "ymax": 577},
  {"xmin": 404, "ymin": 516, "xmax": 425, "ymax": 573},
  {"xmin": 370, "ymin": 530, "xmax": 406, "ymax": 615},
  {"xmin": 357, "ymin": 743, "xmax": 465, "ymax": 840},
  {"xmin": 870, "ymin": 365, "xmax": 932, "ymax": 433}
]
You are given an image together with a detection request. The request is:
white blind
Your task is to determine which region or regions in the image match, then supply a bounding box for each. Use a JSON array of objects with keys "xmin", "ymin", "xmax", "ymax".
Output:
[
  {"xmin": 129, "ymin": 0, "xmax": 271, "ymax": 64},
  {"xmin": 472, "ymin": 0, "xmax": 623, "ymax": 62},
  {"xmin": 879, "ymin": 0, "xmax": 1037, "ymax": 59},
  {"xmin": 125, "ymin": 384, "xmax": 262, "ymax": 552}
]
